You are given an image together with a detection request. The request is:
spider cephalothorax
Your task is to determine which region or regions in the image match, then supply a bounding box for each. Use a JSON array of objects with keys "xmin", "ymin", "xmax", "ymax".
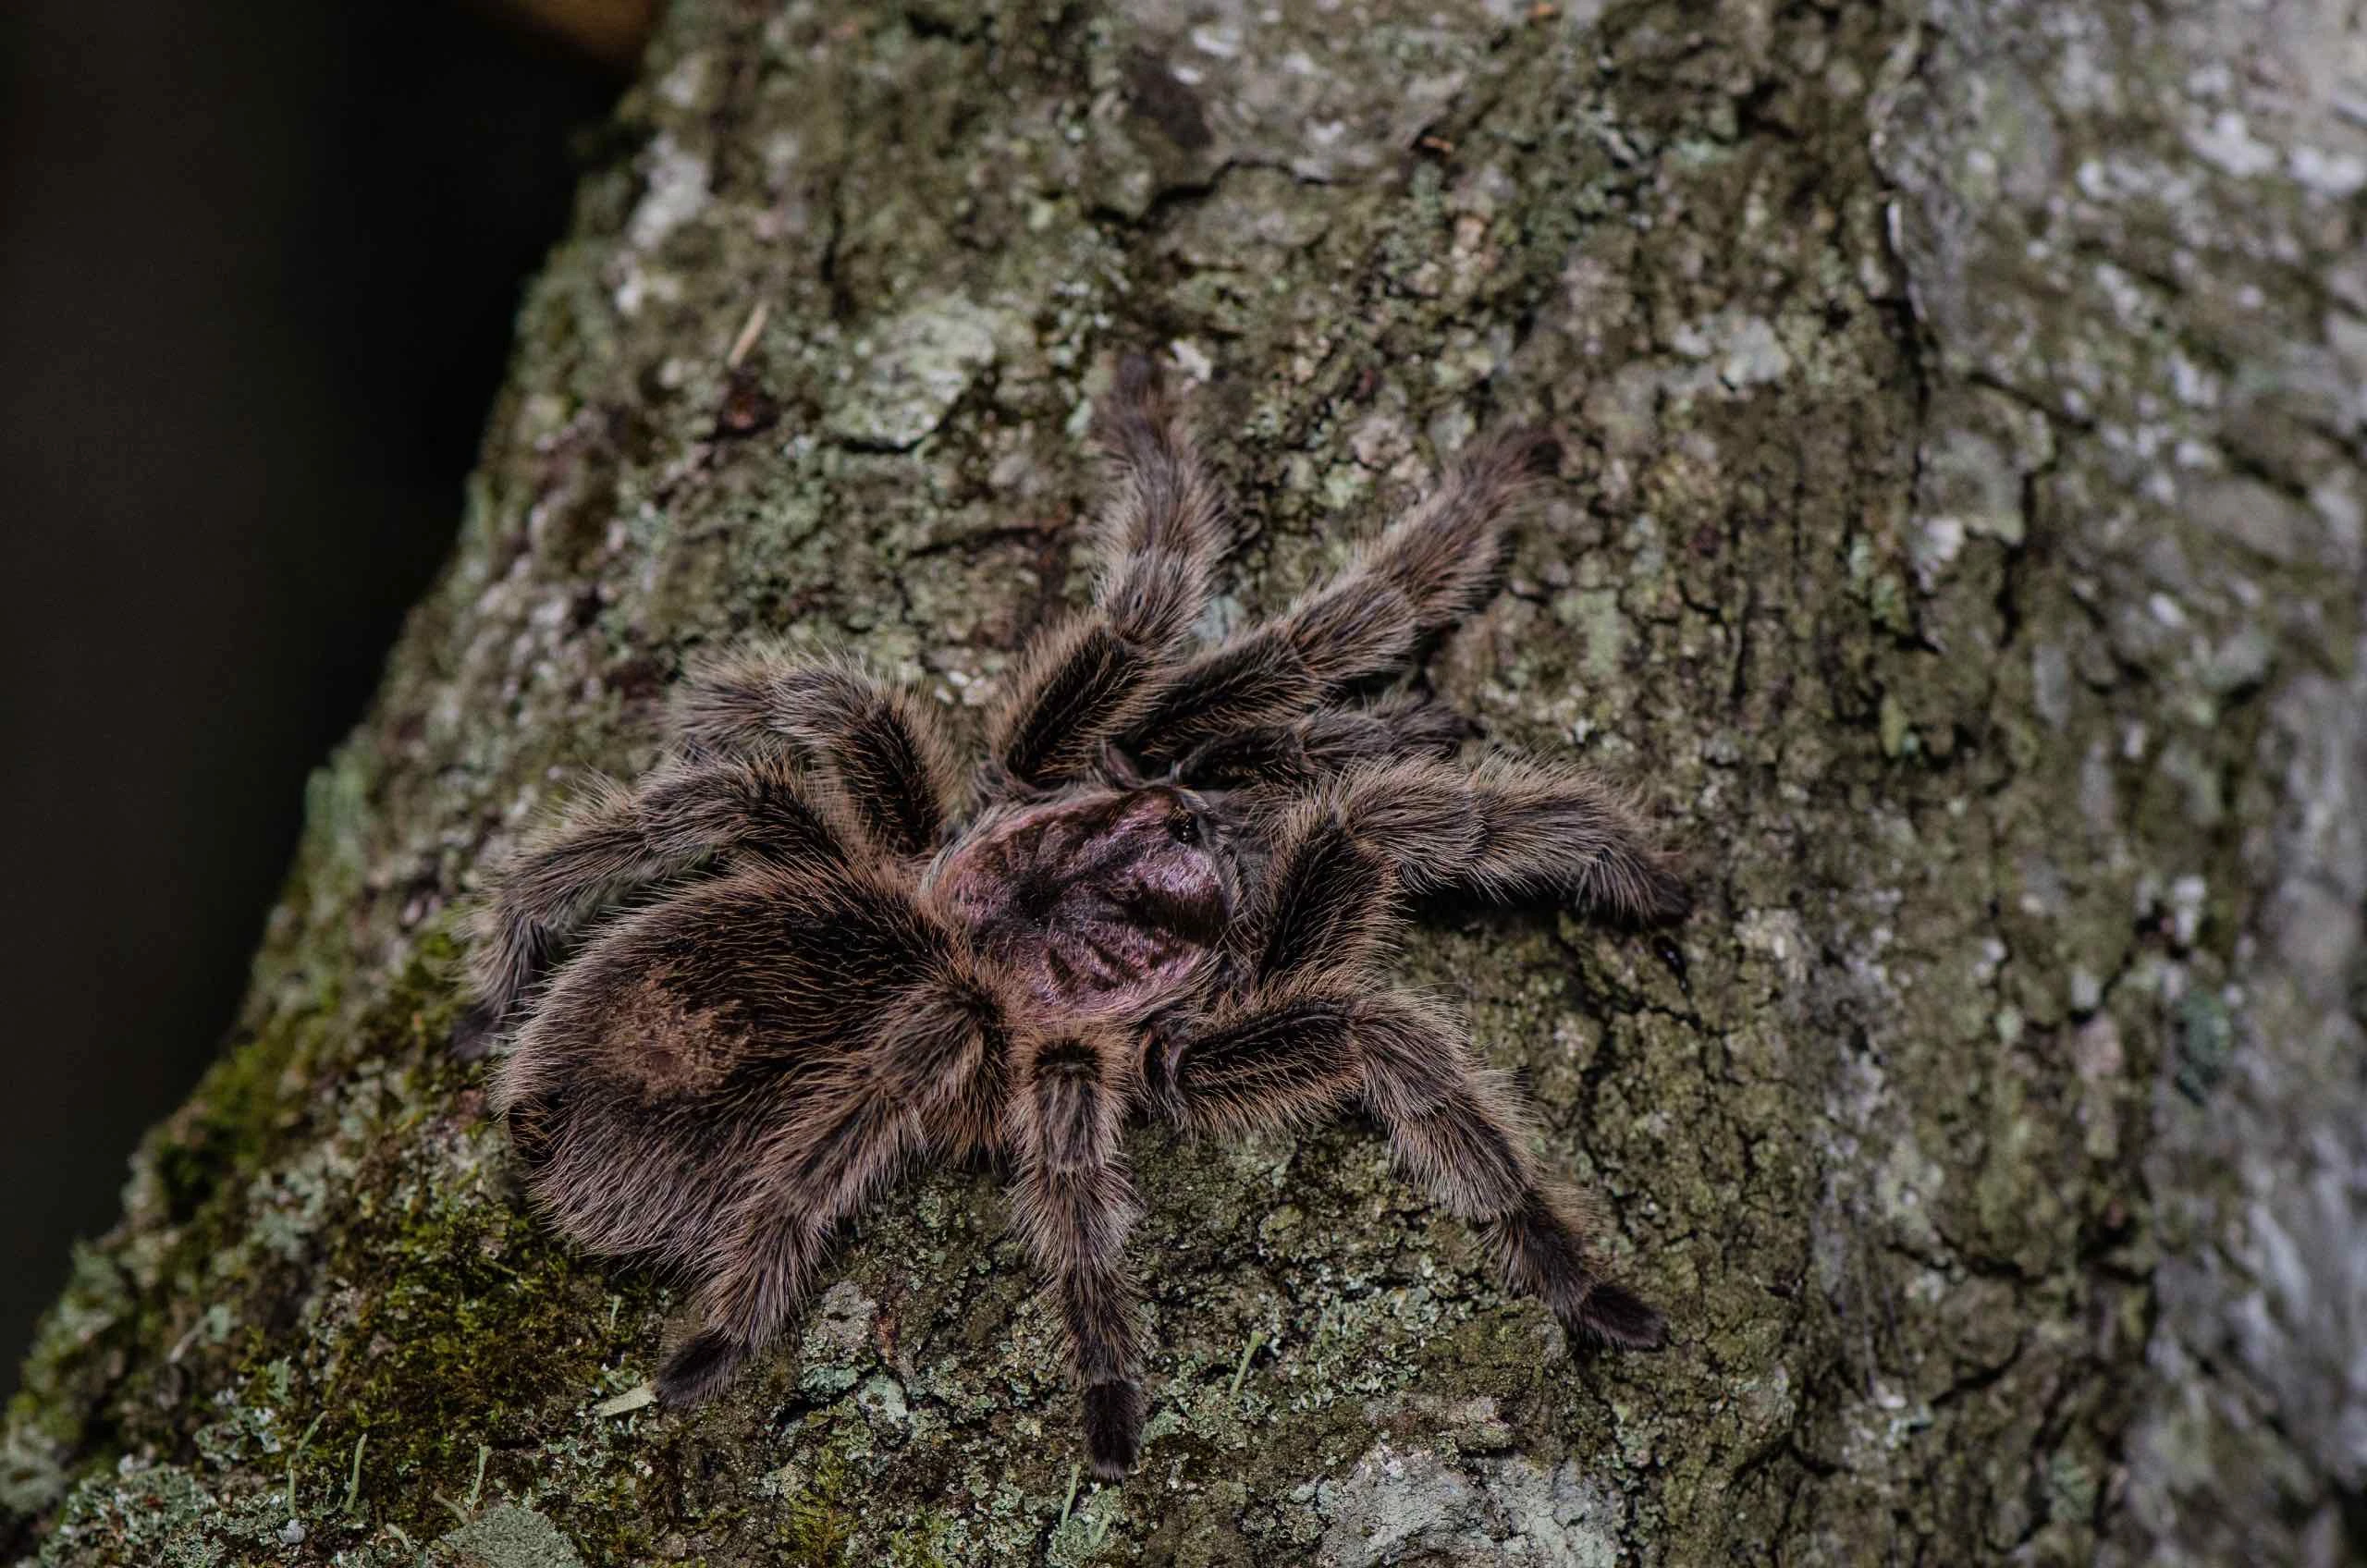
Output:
[
  {"xmin": 936, "ymin": 785, "xmax": 1235, "ymax": 1016},
  {"xmin": 459, "ymin": 356, "xmax": 1687, "ymax": 1478}
]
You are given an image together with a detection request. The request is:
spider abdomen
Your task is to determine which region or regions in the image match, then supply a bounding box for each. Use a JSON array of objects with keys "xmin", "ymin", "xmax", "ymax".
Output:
[{"xmin": 494, "ymin": 861, "xmax": 995, "ymax": 1264}]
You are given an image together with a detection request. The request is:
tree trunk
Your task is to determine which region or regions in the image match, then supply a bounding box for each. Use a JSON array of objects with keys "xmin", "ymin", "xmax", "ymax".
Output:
[{"xmin": 7, "ymin": 0, "xmax": 2361, "ymax": 1562}]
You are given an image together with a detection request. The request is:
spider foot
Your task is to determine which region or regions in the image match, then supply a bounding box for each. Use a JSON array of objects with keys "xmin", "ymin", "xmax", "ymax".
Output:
[
  {"xmin": 1567, "ymin": 1282, "xmax": 1668, "ymax": 1352},
  {"xmin": 1083, "ymin": 1380, "xmax": 1144, "ymax": 1480},
  {"xmin": 449, "ymin": 1001, "xmax": 504, "ymax": 1062},
  {"xmin": 1487, "ymin": 425, "xmax": 1564, "ymax": 481},
  {"xmin": 657, "ymin": 1328, "xmax": 749, "ymax": 1406},
  {"xmin": 1630, "ymin": 860, "xmax": 1694, "ymax": 926}
]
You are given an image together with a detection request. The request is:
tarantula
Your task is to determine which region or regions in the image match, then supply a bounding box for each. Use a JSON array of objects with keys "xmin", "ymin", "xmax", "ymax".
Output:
[{"xmin": 458, "ymin": 356, "xmax": 1686, "ymax": 1479}]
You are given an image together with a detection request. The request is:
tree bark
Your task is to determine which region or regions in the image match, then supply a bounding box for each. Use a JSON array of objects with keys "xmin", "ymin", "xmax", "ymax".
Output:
[{"xmin": 7, "ymin": 0, "xmax": 2361, "ymax": 1562}]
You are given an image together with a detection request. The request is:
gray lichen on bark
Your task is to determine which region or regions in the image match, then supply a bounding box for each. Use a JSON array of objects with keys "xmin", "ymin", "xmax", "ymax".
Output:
[{"xmin": 6, "ymin": 0, "xmax": 2361, "ymax": 1562}]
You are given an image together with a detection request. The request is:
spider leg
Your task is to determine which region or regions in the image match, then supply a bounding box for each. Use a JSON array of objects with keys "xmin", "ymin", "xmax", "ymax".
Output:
[
  {"xmin": 1243, "ymin": 755, "xmax": 1686, "ymax": 986},
  {"xmin": 668, "ymin": 648, "xmax": 963, "ymax": 854},
  {"xmin": 658, "ymin": 1091, "xmax": 925, "ymax": 1404},
  {"xmin": 987, "ymin": 353, "xmax": 1229, "ymax": 792},
  {"xmin": 656, "ymin": 1096, "xmax": 917, "ymax": 1401},
  {"xmin": 1174, "ymin": 692, "xmax": 1470, "ymax": 793},
  {"xmin": 1009, "ymin": 1029, "xmax": 1147, "ymax": 1480},
  {"xmin": 458, "ymin": 753, "xmax": 859, "ymax": 1055},
  {"xmin": 1123, "ymin": 431, "xmax": 1554, "ymax": 769},
  {"xmin": 1152, "ymin": 985, "xmax": 1665, "ymax": 1352},
  {"xmin": 657, "ymin": 965, "xmax": 1013, "ymax": 1404}
]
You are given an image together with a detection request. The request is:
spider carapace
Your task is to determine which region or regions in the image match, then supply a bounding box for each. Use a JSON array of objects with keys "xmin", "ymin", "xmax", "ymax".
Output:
[{"xmin": 459, "ymin": 355, "xmax": 1687, "ymax": 1478}]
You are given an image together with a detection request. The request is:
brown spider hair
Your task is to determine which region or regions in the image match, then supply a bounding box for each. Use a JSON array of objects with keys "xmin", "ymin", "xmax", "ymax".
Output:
[{"xmin": 457, "ymin": 354, "xmax": 1686, "ymax": 1479}]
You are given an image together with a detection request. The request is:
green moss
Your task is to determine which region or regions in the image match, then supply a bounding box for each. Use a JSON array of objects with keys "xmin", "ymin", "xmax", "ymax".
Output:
[
  {"xmin": 144, "ymin": 1021, "xmax": 314, "ymax": 1231},
  {"xmin": 778, "ymin": 1452, "xmax": 857, "ymax": 1566},
  {"xmin": 298, "ymin": 1207, "xmax": 612, "ymax": 1524}
]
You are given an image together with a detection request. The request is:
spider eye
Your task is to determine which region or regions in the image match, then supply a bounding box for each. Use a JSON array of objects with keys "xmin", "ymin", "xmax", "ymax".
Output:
[{"xmin": 1167, "ymin": 809, "xmax": 1202, "ymax": 847}]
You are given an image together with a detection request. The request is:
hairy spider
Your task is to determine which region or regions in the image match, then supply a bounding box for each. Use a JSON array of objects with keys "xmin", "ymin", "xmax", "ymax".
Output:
[{"xmin": 458, "ymin": 356, "xmax": 1686, "ymax": 1479}]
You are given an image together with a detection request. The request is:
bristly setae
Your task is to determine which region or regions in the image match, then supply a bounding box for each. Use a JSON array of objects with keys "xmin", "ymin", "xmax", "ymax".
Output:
[{"xmin": 456, "ymin": 354, "xmax": 1688, "ymax": 1479}]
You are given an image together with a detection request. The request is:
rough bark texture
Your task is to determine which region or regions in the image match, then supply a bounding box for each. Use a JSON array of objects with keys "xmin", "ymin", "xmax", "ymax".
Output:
[{"xmin": 6, "ymin": 0, "xmax": 2362, "ymax": 1562}]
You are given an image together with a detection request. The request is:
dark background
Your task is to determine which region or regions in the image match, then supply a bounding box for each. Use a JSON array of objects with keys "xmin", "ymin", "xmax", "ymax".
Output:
[{"xmin": 0, "ymin": 0, "xmax": 631, "ymax": 1391}]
